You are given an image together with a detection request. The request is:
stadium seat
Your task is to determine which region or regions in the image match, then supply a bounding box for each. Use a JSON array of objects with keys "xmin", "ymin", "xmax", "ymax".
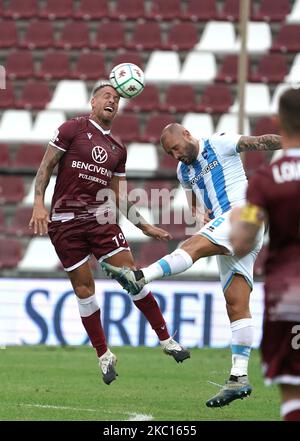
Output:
[
  {"xmin": 0, "ymin": 82, "xmax": 16, "ymax": 109},
  {"xmin": 127, "ymin": 23, "xmax": 163, "ymax": 51},
  {"xmin": 182, "ymin": 0, "xmax": 217, "ymax": 22},
  {"xmin": 195, "ymin": 21, "xmax": 237, "ymax": 53},
  {"xmin": 0, "ymin": 144, "xmax": 10, "ymax": 167},
  {"xmin": 253, "ymin": 0, "xmax": 290, "ymax": 22},
  {"xmin": 18, "ymin": 238, "xmax": 60, "ymax": 271},
  {"xmin": 236, "ymin": 22, "xmax": 272, "ymax": 54},
  {"xmin": 244, "ymin": 151, "xmax": 268, "ymax": 178},
  {"xmin": 13, "ymin": 144, "xmax": 45, "ymax": 169},
  {"xmin": 92, "ymin": 22, "xmax": 126, "ymax": 50},
  {"xmin": 3, "ymin": 0, "xmax": 39, "ymax": 19},
  {"xmin": 181, "ymin": 113, "xmax": 214, "ymax": 137},
  {"xmin": 39, "ymin": 0, "xmax": 73, "ymax": 19},
  {"xmin": 0, "ymin": 176, "xmax": 25, "ymax": 204},
  {"xmin": 161, "ymin": 85, "xmax": 197, "ymax": 113},
  {"xmin": 164, "ymin": 23, "xmax": 199, "ymax": 51},
  {"xmin": 30, "ymin": 110, "xmax": 66, "ymax": 143},
  {"xmin": 146, "ymin": 0, "xmax": 182, "ymax": 21},
  {"xmin": 0, "ymin": 208, "xmax": 5, "ymax": 233},
  {"xmin": 270, "ymin": 83, "xmax": 291, "ymax": 114},
  {"xmin": 111, "ymin": 52, "xmax": 144, "ymax": 71},
  {"xmin": 178, "ymin": 51, "xmax": 217, "ymax": 83},
  {"xmin": 5, "ymin": 51, "xmax": 35, "ymax": 80},
  {"xmin": 197, "ymin": 84, "xmax": 232, "ymax": 114},
  {"xmin": 218, "ymin": 0, "xmax": 255, "ymax": 21},
  {"xmin": 74, "ymin": 0, "xmax": 109, "ymax": 20},
  {"xmin": 141, "ymin": 115, "xmax": 176, "ymax": 143},
  {"xmin": 72, "ymin": 52, "xmax": 107, "ymax": 80},
  {"xmin": 0, "ymin": 238, "xmax": 22, "ymax": 269},
  {"xmin": 126, "ymin": 143, "xmax": 158, "ymax": 171},
  {"xmin": 229, "ymin": 83, "xmax": 270, "ymax": 116},
  {"xmin": 7, "ymin": 206, "xmax": 35, "ymax": 237},
  {"xmin": 284, "ymin": 53, "xmax": 300, "ymax": 82},
  {"xmin": 216, "ymin": 114, "xmax": 250, "ymax": 135},
  {"xmin": 0, "ymin": 110, "xmax": 32, "ymax": 142},
  {"xmin": 252, "ymin": 116, "xmax": 280, "ymax": 136},
  {"xmin": 56, "ymin": 22, "xmax": 90, "ymax": 50},
  {"xmin": 138, "ymin": 242, "xmax": 169, "ymax": 268},
  {"xmin": 112, "ymin": 114, "xmax": 140, "ymax": 143},
  {"xmin": 160, "ymin": 153, "xmax": 177, "ymax": 171},
  {"xmin": 47, "ymin": 80, "xmax": 89, "ymax": 112},
  {"xmin": 286, "ymin": 0, "xmax": 300, "ymax": 23},
  {"xmin": 23, "ymin": 176, "xmax": 56, "ymax": 206},
  {"xmin": 110, "ymin": 0, "xmax": 145, "ymax": 20},
  {"xmin": 271, "ymin": 24, "xmax": 300, "ymax": 52},
  {"xmin": 0, "ymin": 21, "xmax": 18, "ymax": 48},
  {"xmin": 216, "ymin": 55, "xmax": 240, "ymax": 84},
  {"xmin": 145, "ymin": 51, "xmax": 181, "ymax": 83},
  {"xmin": 17, "ymin": 82, "xmax": 51, "ymax": 110},
  {"xmin": 37, "ymin": 52, "xmax": 71, "ymax": 80},
  {"xmin": 143, "ymin": 180, "xmax": 174, "ymax": 207},
  {"xmin": 125, "ymin": 84, "xmax": 160, "ymax": 112},
  {"xmin": 250, "ymin": 54, "xmax": 288, "ymax": 83},
  {"xmin": 20, "ymin": 21, "xmax": 54, "ymax": 49}
]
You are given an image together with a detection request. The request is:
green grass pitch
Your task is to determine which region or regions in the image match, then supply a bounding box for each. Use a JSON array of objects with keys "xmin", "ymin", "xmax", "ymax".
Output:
[{"xmin": 0, "ymin": 345, "xmax": 280, "ymax": 421}]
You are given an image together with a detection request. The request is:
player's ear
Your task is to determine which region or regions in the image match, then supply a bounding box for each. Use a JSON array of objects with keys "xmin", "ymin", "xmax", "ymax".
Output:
[{"xmin": 91, "ymin": 96, "xmax": 95, "ymax": 109}]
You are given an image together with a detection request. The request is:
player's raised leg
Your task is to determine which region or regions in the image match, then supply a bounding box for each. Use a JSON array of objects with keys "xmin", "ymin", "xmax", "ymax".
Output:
[
  {"xmin": 103, "ymin": 250, "xmax": 190, "ymax": 363},
  {"xmin": 67, "ymin": 261, "xmax": 117, "ymax": 385}
]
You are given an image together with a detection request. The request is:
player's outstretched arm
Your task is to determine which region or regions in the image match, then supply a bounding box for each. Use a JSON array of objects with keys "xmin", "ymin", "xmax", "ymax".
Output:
[
  {"xmin": 236, "ymin": 134, "xmax": 282, "ymax": 153},
  {"xmin": 29, "ymin": 144, "xmax": 64, "ymax": 236}
]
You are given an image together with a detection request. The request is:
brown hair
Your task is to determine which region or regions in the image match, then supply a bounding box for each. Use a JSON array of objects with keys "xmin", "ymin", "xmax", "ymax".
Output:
[{"xmin": 279, "ymin": 87, "xmax": 300, "ymax": 135}]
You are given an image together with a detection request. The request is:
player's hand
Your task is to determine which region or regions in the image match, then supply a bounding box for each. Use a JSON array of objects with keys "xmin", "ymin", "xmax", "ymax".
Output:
[
  {"xmin": 203, "ymin": 209, "xmax": 213, "ymax": 224},
  {"xmin": 29, "ymin": 204, "xmax": 51, "ymax": 236},
  {"xmin": 141, "ymin": 224, "xmax": 173, "ymax": 241}
]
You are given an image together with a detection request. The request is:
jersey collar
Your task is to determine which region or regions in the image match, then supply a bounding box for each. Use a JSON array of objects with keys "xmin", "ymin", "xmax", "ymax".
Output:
[{"xmin": 89, "ymin": 119, "xmax": 111, "ymax": 135}]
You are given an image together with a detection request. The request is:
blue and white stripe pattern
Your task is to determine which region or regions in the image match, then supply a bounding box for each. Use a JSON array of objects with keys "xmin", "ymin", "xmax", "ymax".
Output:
[{"xmin": 177, "ymin": 133, "xmax": 247, "ymax": 217}]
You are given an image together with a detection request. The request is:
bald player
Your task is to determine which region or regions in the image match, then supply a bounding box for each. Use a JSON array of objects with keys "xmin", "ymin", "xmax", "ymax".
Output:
[{"xmin": 103, "ymin": 122, "xmax": 282, "ymax": 407}]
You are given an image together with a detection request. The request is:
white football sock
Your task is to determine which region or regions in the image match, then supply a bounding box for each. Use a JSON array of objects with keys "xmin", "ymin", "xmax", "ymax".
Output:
[
  {"xmin": 76, "ymin": 294, "xmax": 99, "ymax": 317},
  {"xmin": 142, "ymin": 249, "xmax": 193, "ymax": 283},
  {"xmin": 230, "ymin": 318, "xmax": 254, "ymax": 377}
]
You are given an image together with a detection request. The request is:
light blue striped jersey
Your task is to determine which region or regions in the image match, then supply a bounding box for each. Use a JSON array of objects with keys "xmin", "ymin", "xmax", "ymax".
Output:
[{"xmin": 177, "ymin": 133, "xmax": 247, "ymax": 217}]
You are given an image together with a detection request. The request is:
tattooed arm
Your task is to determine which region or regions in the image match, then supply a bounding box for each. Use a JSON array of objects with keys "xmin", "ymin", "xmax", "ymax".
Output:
[
  {"xmin": 236, "ymin": 135, "xmax": 282, "ymax": 153},
  {"xmin": 29, "ymin": 144, "xmax": 64, "ymax": 235}
]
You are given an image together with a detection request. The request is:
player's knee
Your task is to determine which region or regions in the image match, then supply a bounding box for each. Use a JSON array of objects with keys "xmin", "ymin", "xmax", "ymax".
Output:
[
  {"xmin": 226, "ymin": 302, "xmax": 250, "ymax": 321},
  {"xmin": 74, "ymin": 284, "xmax": 95, "ymax": 299}
]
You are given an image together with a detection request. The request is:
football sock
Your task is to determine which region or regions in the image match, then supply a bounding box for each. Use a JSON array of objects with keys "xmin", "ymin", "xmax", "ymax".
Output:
[
  {"xmin": 141, "ymin": 249, "xmax": 193, "ymax": 283},
  {"xmin": 281, "ymin": 400, "xmax": 300, "ymax": 421},
  {"xmin": 230, "ymin": 318, "xmax": 253, "ymax": 377},
  {"xmin": 77, "ymin": 294, "xmax": 107, "ymax": 357},
  {"xmin": 134, "ymin": 292, "xmax": 170, "ymax": 341}
]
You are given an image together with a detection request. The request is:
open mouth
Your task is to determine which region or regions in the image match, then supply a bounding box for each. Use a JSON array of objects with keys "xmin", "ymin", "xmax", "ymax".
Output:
[{"xmin": 104, "ymin": 106, "xmax": 114, "ymax": 113}]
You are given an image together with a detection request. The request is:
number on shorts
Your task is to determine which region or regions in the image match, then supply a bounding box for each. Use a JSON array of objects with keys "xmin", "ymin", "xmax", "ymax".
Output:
[{"xmin": 112, "ymin": 233, "xmax": 126, "ymax": 247}]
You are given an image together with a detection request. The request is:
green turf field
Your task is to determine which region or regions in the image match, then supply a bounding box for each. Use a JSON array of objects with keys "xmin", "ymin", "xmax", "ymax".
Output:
[{"xmin": 0, "ymin": 345, "xmax": 280, "ymax": 421}]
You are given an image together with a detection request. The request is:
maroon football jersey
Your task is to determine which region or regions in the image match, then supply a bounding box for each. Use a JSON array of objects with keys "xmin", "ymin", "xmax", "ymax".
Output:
[{"xmin": 49, "ymin": 116, "xmax": 127, "ymax": 218}]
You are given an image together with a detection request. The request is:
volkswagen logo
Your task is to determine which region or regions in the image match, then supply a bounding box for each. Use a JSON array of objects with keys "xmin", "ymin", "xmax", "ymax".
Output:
[{"xmin": 92, "ymin": 146, "xmax": 108, "ymax": 164}]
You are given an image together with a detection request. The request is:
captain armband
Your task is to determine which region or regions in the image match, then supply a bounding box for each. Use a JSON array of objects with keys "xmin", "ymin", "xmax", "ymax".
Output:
[{"xmin": 239, "ymin": 203, "xmax": 265, "ymax": 226}]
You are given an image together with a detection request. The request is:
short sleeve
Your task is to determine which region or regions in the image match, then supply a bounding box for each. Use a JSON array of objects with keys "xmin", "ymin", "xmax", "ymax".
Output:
[
  {"xmin": 113, "ymin": 147, "xmax": 127, "ymax": 176},
  {"xmin": 49, "ymin": 119, "xmax": 78, "ymax": 152},
  {"xmin": 177, "ymin": 162, "xmax": 192, "ymax": 190},
  {"xmin": 246, "ymin": 169, "xmax": 267, "ymax": 209},
  {"xmin": 210, "ymin": 132, "xmax": 241, "ymax": 157}
]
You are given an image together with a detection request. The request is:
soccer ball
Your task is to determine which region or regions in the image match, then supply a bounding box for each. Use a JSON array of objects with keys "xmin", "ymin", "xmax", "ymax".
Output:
[{"xmin": 109, "ymin": 63, "xmax": 145, "ymax": 99}]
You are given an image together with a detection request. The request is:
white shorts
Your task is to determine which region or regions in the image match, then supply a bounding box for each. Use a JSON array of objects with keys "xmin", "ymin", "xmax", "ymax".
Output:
[{"xmin": 198, "ymin": 210, "xmax": 264, "ymax": 292}]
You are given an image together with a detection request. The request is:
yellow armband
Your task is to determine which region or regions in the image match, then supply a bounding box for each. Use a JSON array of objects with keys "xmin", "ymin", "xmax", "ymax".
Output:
[{"xmin": 239, "ymin": 204, "xmax": 264, "ymax": 226}]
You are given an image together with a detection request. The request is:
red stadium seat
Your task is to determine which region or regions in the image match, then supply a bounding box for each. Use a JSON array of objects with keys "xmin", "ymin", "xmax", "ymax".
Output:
[
  {"xmin": 218, "ymin": 0, "xmax": 255, "ymax": 21},
  {"xmin": 141, "ymin": 115, "xmax": 176, "ymax": 143},
  {"xmin": 110, "ymin": 0, "xmax": 146, "ymax": 20},
  {"xmin": 160, "ymin": 210, "xmax": 192, "ymax": 240},
  {"xmin": 143, "ymin": 180, "xmax": 175, "ymax": 207},
  {"xmin": 252, "ymin": 116, "xmax": 280, "ymax": 136},
  {"xmin": 0, "ymin": 82, "xmax": 16, "ymax": 109},
  {"xmin": 13, "ymin": 144, "xmax": 45, "ymax": 169},
  {"xmin": 39, "ymin": 0, "xmax": 73, "ymax": 19},
  {"xmin": 7, "ymin": 206, "xmax": 35, "ymax": 237},
  {"xmin": 253, "ymin": 0, "xmax": 290, "ymax": 22},
  {"xmin": 111, "ymin": 52, "xmax": 144, "ymax": 71},
  {"xmin": 37, "ymin": 52, "xmax": 71, "ymax": 80},
  {"xmin": 112, "ymin": 114, "xmax": 141, "ymax": 143},
  {"xmin": 160, "ymin": 153, "xmax": 177, "ymax": 171},
  {"xmin": 72, "ymin": 52, "xmax": 107, "ymax": 80},
  {"xmin": 250, "ymin": 54, "xmax": 288, "ymax": 83},
  {"xmin": 3, "ymin": 0, "xmax": 39, "ymax": 19},
  {"xmin": 20, "ymin": 21, "xmax": 54, "ymax": 49},
  {"xmin": 92, "ymin": 22, "xmax": 126, "ymax": 50},
  {"xmin": 17, "ymin": 82, "xmax": 51, "ymax": 109},
  {"xmin": 126, "ymin": 84, "xmax": 160, "ymax": 112},
  {"xmin": 272, "ymin": 24, "xmax": 300, "ymax": 52},
  {"xmin": 0, "ymin": 208, "xmax": 5, "ymax": 234},
  {"xmin": 183, "ymin": 0, "xmax": 217, "ymax": 21},
  {"xmin": 56, "ymin": 22, "xmax": 90, "ymax": 50},
  {"xmin": 197, "ymin": 84, "xmax": 232, "ymax": 114},
  {"xmin": 0, "ymin": 176, "xmax": 25, "ymax": 204},
  {"xmin": 5, "ymin": 51, "xmax": 35, "ymax": 80},
  {"xmin": 147, "ymin": 0, "xmax": 182, "ymax": 20},
  {"xmin": 216, "ymin": 55, "xmax": 251, "ymax": 84},
  {"xmin": 0, "ymin": 144, "xmax": 10, "ymax": 167},
  {"xmin": 0, "ymin": 238, "xmax": 22, "ymax": 269},
  {"xmin": 0, "ymin": 21, "xmax": 18, "ymax": 48},
  {"xmin": 164, "ymin": 23, "xmax": 199, "ymax": 51},
  {"xmin": 74, "ymin": 0, "xmax": 109, "ymax": 20},
  {"xmin": 138, "ymin": 242, "xmax": 169, "ymax": 267},
  {"xmin": 127, "ymin": 23, "xmax": 163, "ymax": 51},
  {"xmin": 162, "ymin": 85, "xmax": 197, "ymax": 113}
]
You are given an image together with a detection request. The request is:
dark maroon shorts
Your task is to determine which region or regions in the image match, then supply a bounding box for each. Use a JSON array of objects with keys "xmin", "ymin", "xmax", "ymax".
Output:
[
  {"xmin": 48, "ymin": 217, "xmax": 130, "ymax": 271},
  {"xmin": 261, "ymin": 320, "xmax": 300, "ymax": 385}
]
